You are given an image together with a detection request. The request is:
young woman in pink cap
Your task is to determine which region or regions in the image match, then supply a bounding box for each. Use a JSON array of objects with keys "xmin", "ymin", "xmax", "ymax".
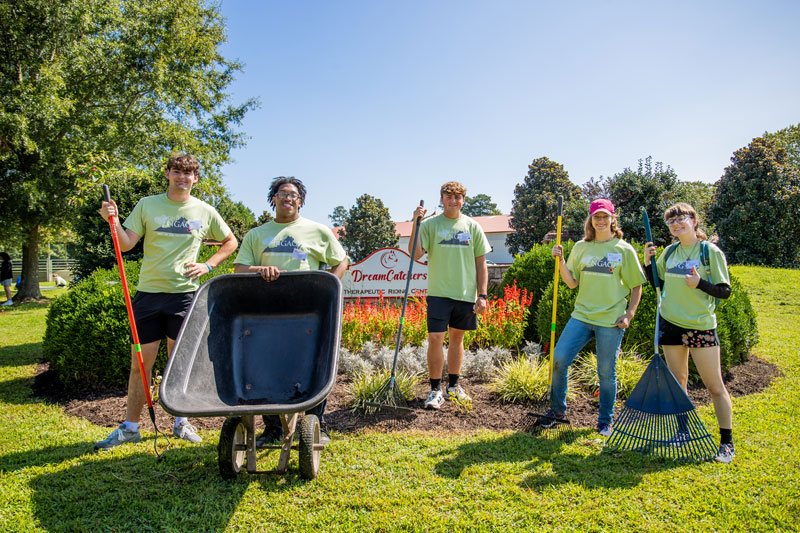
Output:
[
  {"xmin": 539, "ymin": 199, "xmax": 646, "ymax": 436},
  {"xmin": 643, "ymin": 202, "xmax": 734, "ymax": 463}
]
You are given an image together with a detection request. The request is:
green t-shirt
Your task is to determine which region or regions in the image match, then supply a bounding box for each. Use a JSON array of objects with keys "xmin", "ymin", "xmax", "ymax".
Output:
[
  {"xmin": 419, "ymin": 213, "xmax": 491, "ymax": 302},
  {"xmin": 566, "ymin": 238, "xmax": 646, "ymax": 327},
  {"xmin": 234, "ymin": 217, "xmax": 346, "ymax": 272},
  {"xmin": 656, "ymin": 241, "xmax": 730, "ymax": 330},
  {"xmin": 123, "ymin": 194, "xmax": 231, "ymax": 294}
]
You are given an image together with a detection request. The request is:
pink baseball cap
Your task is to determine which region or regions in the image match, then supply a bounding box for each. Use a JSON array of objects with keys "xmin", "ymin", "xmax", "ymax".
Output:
[{"xmin": 590, "ymin": 199, "xmax": 615, "ymax": 216}]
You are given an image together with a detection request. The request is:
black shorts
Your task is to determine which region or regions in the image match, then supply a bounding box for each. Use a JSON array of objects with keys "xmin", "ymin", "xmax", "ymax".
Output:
[
  {"xmin": 659, "ymin": 317, "xmax": 719, "ymax": 348},
  {"xmin": 427, "ymin": 296, "xmax": 478, "ymax": 333},
  {"xmin": 131, "ymin": 291, "xmax": 195, "ymax": 344}
]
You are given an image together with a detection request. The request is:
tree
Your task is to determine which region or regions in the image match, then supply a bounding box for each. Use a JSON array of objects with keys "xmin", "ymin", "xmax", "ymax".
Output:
[
  {"xmin": 708, "ymin": 136, "xmax": 800, "ymax": 267},
  {"xmin": 328, "ymin": 205, "xmax": 348, "ymax": 228},
  {"xmin": 604, "ymin": 157, "xmax": 681, "ymax": 245},
  {"xmin": 765, "ymin": 123, "xmax": 800, "ymax": 169},
  {"xmin": 340, "ymin": 194, "xmax": 398, "ymax": 263},
  {"xmin": 0, "ymin": 0, "xmax": 256, "ymax": 300},
  {"xmin": 256, "ymin": 210, "xmax": 274, "ymax": 226},
  {"xmin": 462, "ymin": 193, "xmax": 501, "ymax": 216},
  {"xmin": 506, "ymin": 157, "xmax": 582, "ymax": 254},
  {"xmin": 213, "ymin": 197, "xmax": 256, "ymax": 243}
]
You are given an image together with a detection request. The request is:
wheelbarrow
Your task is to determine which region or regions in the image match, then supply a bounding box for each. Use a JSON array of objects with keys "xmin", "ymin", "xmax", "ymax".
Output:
[{"xmin": 159, "ymin": 271, "xmax": 342, "ymax": 479}]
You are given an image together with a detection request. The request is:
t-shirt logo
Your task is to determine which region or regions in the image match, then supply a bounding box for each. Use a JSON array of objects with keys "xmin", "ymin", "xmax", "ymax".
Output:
[
  {"xmin": 153, "ymin": 216, "xmax": 202, "ymax": 235},
  {"xmin": 438, "ymin": 230, "xmax": 471, "ymax": 246},
  {"xmin": 582, "ymin": 255, "xmax": 616, "ymax": 274},
  {"xmin": 263, "ymin": 235, "xmax": 303, "ymax": 254},
  {"xmin": 667, "ymin": 259, "xmax": 699, "ymax": 275}
]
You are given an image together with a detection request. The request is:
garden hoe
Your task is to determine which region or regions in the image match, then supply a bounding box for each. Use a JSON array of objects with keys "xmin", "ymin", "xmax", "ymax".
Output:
[
  {"xmin": 100, "ymin": 185, "xmax": 170, "ymax": 460},
  {"xmin": 530, "ymin": 195, "xmax": 570, "ymax": 434},
  {"xmin": 605, "ymin": 207, "xmax": 716, "ymax": 461},
  {"xmin": 364, "ymin": 200, "xmax": 424, "ymax": 413}
]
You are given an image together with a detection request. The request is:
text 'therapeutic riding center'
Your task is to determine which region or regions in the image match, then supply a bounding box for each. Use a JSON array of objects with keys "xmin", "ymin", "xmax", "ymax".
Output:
[{"xmin": 341, "ymin": 248, "xmax": 428, "ymax": 299}]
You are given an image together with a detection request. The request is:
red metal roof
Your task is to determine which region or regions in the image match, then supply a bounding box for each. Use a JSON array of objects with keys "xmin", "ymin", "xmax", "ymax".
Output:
[{"xmin": 332, "ymin": 214, "xmax": 513, "ymax": 240}]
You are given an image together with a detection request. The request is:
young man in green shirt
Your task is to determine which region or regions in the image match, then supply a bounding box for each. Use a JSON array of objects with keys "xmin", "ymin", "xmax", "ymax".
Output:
[
  {"xmin": 234, "ymin": 176, "xmax": 348, "ymax": 444},
  {"xmin": 95, "ymin": 153, "xmax": 237, "ymax": 450},
  {"xmin": 410, "ymin": 181, "xmax": 491, "ymax": 409}
]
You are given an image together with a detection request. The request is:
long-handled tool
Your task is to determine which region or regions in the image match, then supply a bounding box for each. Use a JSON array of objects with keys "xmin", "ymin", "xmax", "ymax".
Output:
[
  {"xmin": 364, "ymin": 200, "xmax": 425, "ymax": 413},
  {"xmin": 101, "ymin": 184, "xmax": 169, "ymax": 459},
  {"xmin": 606, "ymin": 207, "xmax": 716, "ymax": 461},
  {"xmin": 531, "ymin": 195, "xmax": 570, "ymax": 429}
]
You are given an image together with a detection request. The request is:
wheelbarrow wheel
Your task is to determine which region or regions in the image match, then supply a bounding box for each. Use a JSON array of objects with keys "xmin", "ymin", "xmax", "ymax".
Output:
[
  {"xmin": 298, "ymin": 414, "xmax": 321, "ymax": 479},
  {"xmin": 218, "ymin": 417, "xmax": 246, "ymax": 479}
]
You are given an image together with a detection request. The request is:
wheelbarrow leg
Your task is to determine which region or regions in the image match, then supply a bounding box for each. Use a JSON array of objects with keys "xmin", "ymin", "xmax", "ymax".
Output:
[
  {"xmin": 276, "ymin": 413, "xmax": 299, "ymax": 474},
  {"xmin": 242, "ymin": 415, "xmax": 258, "ymax": 474}
]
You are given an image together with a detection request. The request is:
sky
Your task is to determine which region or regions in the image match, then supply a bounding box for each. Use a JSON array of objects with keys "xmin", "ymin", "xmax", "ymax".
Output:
[{"xmin": 216, "ymin": 0, "xmax": 800, "ymax": 225}]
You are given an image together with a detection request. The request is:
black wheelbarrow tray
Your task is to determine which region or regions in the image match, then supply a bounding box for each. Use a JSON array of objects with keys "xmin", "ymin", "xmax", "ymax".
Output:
[{"xmin": 159, "ymin": 272, "xmax": 342, "ymax": 479}]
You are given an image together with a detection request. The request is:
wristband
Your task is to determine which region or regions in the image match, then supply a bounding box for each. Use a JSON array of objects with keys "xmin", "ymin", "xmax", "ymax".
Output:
[
  {"xmin": 204, "ymin": 262, "xmax": 212, "ymax": 273},
  {"xmin": 478, "ymin": 293, "xmax": 488, "ymax": 299}
]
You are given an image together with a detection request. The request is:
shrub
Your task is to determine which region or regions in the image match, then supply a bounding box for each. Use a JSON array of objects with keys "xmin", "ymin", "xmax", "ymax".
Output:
[
  {"xmin": 501, "ymin": 241, "xmax": 576, "ymax": 341},
  {"xmin": 43, "ymin": 260, "xmax": 169, "ymax": 389},
  {"xmin": 345, "ymin": 369, "xmax": 420, "ymax": 413},
  {"xmin": 572, "ymin": 350, "xmax": 648, "ymax": 400},
  {"xmin": 491, "ymin": 356, "xmax": 577, "ymax": 403},
  {"xmin": 715, "ymin": 275, "xmax": 759, "ymax": 370}
]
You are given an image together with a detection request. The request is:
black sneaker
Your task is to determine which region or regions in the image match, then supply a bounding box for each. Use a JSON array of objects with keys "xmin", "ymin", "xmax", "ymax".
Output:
[
  {"xmin": 537, "ymin": 409, "xmax": 566, "ymax": 429},
  {"xmin": 256, "ymin": 426, "xmax": 283, "ymax": 448},
  {"xmin": 319, "ymin": 424, "xmax": 331, "ymax": 446}
]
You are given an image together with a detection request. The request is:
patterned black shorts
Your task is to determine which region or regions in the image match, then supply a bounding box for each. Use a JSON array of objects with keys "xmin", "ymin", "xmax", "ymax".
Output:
[{"xmin": 659, "ymin": 317, "xmax": 719, "ymax": 348}]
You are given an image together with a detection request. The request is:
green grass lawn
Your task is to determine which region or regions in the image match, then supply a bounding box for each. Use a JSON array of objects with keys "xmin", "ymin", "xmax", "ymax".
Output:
[{"xmin": 1, "ymin": 268, "xmax": 798, "ymax": 532}]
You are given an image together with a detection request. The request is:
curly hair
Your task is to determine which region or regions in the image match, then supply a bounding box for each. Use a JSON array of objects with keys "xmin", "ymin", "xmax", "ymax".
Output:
[
  {"xmin": 440, "ymin": 181, "xmax": 467, "ymax": 197},
  {"xmin": 268, "ymin": 176, "xmax": 307, "ymax": 208},
  {"xmin": 166, "ymin": 153, "xmax": 200, "ymax": 175},
  {"xmin": 664, "ymin": 202, "xmax": 708, "ymax": 240}
]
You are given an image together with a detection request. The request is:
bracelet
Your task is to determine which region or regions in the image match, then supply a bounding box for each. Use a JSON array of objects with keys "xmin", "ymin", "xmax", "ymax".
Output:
[
  {"xmin": 204, "ymin": 262, "xmax": 212, "ymax": 273},
  {"xmin": 478, "ymin": 293, "xmax": 488, "ymax": 299}
]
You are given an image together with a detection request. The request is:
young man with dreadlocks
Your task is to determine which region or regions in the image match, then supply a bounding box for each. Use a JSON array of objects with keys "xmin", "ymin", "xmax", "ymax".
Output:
[{"xmin": 234, "ymin": 176, "xmax": 348, "ymax": 446}]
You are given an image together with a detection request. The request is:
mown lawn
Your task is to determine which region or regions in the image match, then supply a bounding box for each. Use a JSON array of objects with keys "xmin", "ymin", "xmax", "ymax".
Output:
[{"xmin": 0, "ymin": 267, "xmax": 798, "ymax": 532}]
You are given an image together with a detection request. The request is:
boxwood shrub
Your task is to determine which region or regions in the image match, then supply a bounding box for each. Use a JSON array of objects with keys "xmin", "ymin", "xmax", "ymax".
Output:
[{"xmin": 43, "ymin": 247, "xmax": 236, "ymax": 390}]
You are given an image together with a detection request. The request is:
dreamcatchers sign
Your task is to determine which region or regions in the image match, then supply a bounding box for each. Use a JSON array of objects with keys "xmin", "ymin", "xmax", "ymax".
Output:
[{"xmin": 342, "ymin": 247, "xmax": 428, "ymax": 299}]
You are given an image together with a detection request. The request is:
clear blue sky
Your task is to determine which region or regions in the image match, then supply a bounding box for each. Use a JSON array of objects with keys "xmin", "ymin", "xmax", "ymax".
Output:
[{"xmin": 217, "ymin": 0, "xmax": 800, "ymax": 224}]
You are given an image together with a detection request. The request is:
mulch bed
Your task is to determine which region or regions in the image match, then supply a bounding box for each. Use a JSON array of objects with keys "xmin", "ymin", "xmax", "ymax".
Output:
[{"xmin": 32, "ymin": 355, "xmax": 781, "ymax": 435}]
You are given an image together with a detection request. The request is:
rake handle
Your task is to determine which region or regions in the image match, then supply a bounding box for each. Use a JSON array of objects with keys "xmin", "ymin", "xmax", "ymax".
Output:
[{"xmin": 547, "ymin": 195, "xmax": 564, "ymax": 397}]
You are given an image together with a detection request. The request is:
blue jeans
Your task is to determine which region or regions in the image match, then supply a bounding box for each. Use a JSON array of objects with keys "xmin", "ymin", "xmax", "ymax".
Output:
[{"xmin": 551, "ymin": 318, "xmax": 625, "ymax": 425}]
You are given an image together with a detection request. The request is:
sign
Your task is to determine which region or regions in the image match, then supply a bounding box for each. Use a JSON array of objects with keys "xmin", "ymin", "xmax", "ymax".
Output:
[{"xmin": 342, "ymin": 247, "xmax": 428, "ymax": 299}]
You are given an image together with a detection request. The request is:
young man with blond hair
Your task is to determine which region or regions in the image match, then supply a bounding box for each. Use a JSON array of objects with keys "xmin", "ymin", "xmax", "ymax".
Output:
[
  {"xmin": 96, "ymin": 153, "xmax": 237, "ymax": 449},
  {"xmin": 410, "ymin": 181, "xmax": 490, "ymax": 409}
]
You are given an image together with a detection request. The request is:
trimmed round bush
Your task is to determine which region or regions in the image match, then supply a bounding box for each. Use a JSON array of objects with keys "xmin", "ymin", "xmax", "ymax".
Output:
[{"xmin": 502, "ymin": 241, "xmax": 576, "ymax": 341}]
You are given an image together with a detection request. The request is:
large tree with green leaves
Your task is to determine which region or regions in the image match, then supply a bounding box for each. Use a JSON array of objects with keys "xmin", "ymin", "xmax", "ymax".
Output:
[
  {"xmin": 340, "ymin": 194, "xmax": 398, "ymax": 263},
  {"xmin": 603, "ymin": 157, "xmax": 681, "ymax": 245},
  {"xmin": 708, "ymin": 136, "xmax": 800, "ymax": 267},
  {"xmin": 0, "ymin": 0, "xmax": 255, "ymax": 300},
  {"xmin": 462, "ymin": 193, "xmax": 502, "ymax": 217},
  {"xmin": 506, "ymin": 157, "xmax": 581, "ymax": 254}
]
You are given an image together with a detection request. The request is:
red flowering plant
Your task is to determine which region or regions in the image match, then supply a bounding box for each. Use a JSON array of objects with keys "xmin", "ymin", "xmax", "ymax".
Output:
[{"xmin": 341, "ymin": 283, "xmax": 533, "ymax": 352}]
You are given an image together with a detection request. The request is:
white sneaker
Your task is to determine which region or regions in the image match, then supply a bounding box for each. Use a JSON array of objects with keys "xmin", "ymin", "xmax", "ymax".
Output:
[
  {"xmin": 446, "ymin": 385, "xmax": 471, "ymax": 403},
  {"xmin": 173, "ymin": 420, "xmax": 203, "ymax": 443},
  {"xmin": 424, "ymin": 389, "xmax": 445, "ymax": 410}
]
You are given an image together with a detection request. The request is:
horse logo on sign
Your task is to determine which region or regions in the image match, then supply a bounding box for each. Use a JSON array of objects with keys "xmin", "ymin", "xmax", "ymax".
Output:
[{"xmin": 379, "ymin": 249, "xmax": 399, "ymax": 269}]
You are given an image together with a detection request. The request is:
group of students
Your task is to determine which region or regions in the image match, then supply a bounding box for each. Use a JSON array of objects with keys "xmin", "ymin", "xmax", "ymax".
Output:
[{"xmin": 92, "ymin": 151, "xmax": 734, "ymax": 464}]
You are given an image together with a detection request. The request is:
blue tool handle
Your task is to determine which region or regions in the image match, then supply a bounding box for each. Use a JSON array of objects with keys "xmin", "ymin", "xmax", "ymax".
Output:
[{"xmin": 641, "ymin": 207, "xmax": 660, "ymax": 291}]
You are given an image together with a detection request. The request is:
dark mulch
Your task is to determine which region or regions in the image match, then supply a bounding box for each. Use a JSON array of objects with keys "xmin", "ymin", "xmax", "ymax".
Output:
[{"xmin": 32, "ymin": 355, "xmax": 781, "ymax": 435}]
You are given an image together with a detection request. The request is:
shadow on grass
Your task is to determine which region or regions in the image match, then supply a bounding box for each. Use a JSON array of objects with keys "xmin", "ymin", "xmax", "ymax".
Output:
[
  {"xmin": 0, "ymin": 342, "xmax": 43, "ymax": 368},
  {"xmin": 10, "ymin": 441, "xmax": 308, "ymax": 531},
  {"xmin": 433, "ymin": 429, "xmax": 681, "ymax": 490}
]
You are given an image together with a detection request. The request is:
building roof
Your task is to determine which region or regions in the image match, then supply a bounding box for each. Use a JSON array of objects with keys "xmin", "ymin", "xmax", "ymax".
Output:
[
  {"xmin": 395, "ymin": 214, "xmax": 513, "ymax": 237},
  {"xmin": 332, "ymin": 214, "xmax": 513, "ymax": 240}
]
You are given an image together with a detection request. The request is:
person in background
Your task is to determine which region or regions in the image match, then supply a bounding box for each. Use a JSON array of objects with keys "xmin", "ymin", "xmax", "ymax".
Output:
[{"xmin": 1, "ymin": 252, "xmax": 13, "ymax": 306}]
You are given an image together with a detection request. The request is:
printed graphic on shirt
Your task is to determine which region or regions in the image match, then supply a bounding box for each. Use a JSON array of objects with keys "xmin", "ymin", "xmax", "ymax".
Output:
[
  {"xmin": 581, "ymin": 254, "xmax": 622, "ymax": 274},
  {"xmin": 666, "ymin": 258, "xmax": 700, "ymax": 275},
  {"xmin": 153, "ymin": 216, "xmax": 203, "ymax": 235},
  {"xmin": 263, "ymin": 235, "xmax": 302, "ymax": 254},
  {"xmin": 437, "ymin": 230, "xmax": 471, "ymax": 246}
]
